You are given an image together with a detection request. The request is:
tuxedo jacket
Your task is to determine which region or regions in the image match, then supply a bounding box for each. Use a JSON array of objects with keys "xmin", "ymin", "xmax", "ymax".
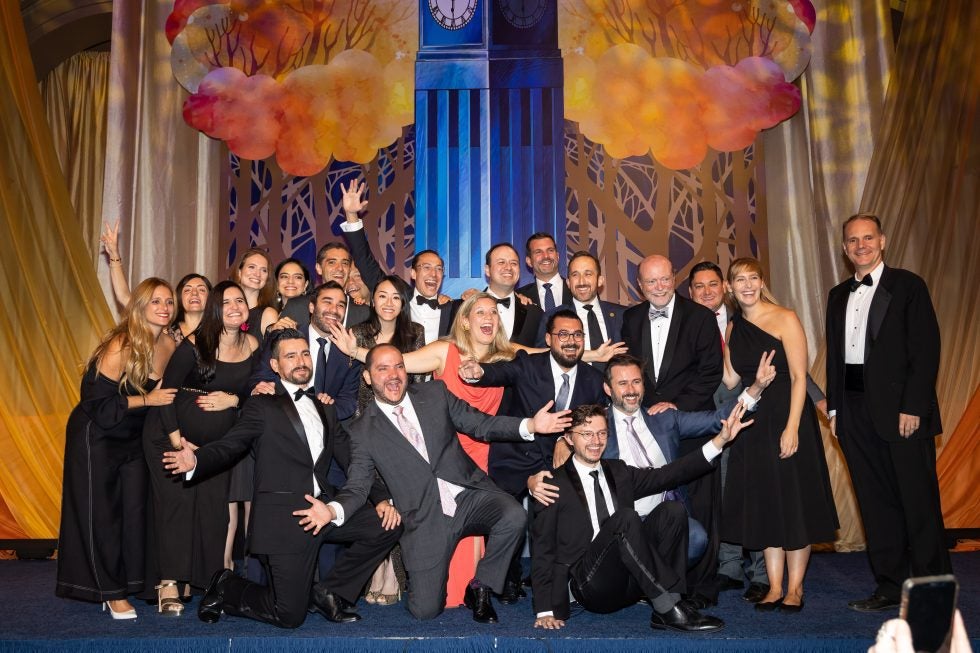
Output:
[
  {"xmin": 509, "ymin": 297, "xmax": 545, "ymax": 347},
  {"xmin": 279, "ymin": 291, "xmax": 371, "ymax": 333},
  {"xmin": 193, "ymin": 388, "xmax": 388, "ymax": 555},
  {"xmin": 518, "ymin": 277, "xmax": 574, "ymax": 310},
  {"xmin": 534, "ymin": 299, "xmax": 627, "ymax": 348},
  {"xmin": 477, "ymin": 350, "xmax": 607, "ymax": 495},
  {"xmin": 249, "ymin": 332, "xmax": 362, "ymax": 421},
  {"xmin": 333, "ymin": 381, "xmax": 526, "ymax": 572},
  {"xmin": 530, "ymin": 453, "xmax": 714, "ymax": 619},
  {"xmin": 621, "ymin": 294, "xmax": 722, "ymax": 411},
  {"xmin": 825, "ymin": 265, "xmax": 941, "ymax": 441},
  {"xmin": 344, "ymin": 225, "xmax": 457, "ymax": 338}
]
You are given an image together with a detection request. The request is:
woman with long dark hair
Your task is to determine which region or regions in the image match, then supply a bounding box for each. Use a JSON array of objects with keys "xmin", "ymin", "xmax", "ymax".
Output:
[
  {"xmin": 273, "ymin": 258, "xmax": 311, "ymax": 312},
  {"xmin": 142, "ymin": 281, "xmax": 259, "ymax": 615},
  {"xmin": 57, "ymin": 278, "xmax": 178, "ymax": 619}
]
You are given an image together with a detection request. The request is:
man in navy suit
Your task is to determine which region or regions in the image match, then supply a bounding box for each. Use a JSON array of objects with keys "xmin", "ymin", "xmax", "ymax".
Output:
[
  {"xmin": 826, "ymin": 214, "xmax": 949, "ymax": 612},
  {"xmin": 517, "ymin": 232, "xmax": 573, "ymax": 310},
  {"xmin": 535, "ymin": 251, "xmax": 627, "ymax": 373},
  {"xmin": 278, "ymin": 242, "xmax": 371, "ymax": 332},
  {"xmin": 460, "ymin": 309, "xmax": 607, "ymax": 601}
]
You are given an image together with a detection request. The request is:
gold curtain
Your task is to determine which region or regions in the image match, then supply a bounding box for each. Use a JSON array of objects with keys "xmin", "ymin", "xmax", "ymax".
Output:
[
  {"xmin": 0, "ymin": 4, "xmax": 114, "ymax": 539},
  {"xmin": 41, "ymin": 51, "xmax": 110, "ymax": 269}
]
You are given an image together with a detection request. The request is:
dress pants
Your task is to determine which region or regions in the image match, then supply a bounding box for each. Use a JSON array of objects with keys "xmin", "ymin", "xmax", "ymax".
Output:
[
  {"xmin": 837, "ymin": 389, "xmax": 950, "ymax": 601},
  {"xmin": 570, "ymin": 502, "xmax": 687, "ymax": 615},
  {"xmin": 404, "ymin": 488, "xmax": 526, "ymax": 620},
  {"xmin": 220, "ymin": 502, "xmax": 400, "ymax": 628}
]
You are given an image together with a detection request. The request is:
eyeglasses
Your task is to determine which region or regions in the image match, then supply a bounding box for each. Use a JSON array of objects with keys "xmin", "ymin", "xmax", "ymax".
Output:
[
  {"xmin": 569, "ymin": 429, "xmax": 608, "ymax": 441},
  {"xmin": 415, "ymin": 264, "xmax": 444, "ymax": 274},
  {"xmin": 551, "ymin": 330, "xmax": 586, "ymax": 342}
]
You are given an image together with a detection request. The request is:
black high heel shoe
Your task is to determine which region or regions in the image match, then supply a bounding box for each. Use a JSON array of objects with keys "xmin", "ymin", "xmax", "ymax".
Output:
[{"xmin": 754, "ymin": 597, "xmax": 783, "ymax": 612}]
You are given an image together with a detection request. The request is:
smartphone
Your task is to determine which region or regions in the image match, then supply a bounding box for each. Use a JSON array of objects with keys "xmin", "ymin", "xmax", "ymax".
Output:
[{"xmin": 900, "ymin": 574, "xmax": 959, "ymax": 653}]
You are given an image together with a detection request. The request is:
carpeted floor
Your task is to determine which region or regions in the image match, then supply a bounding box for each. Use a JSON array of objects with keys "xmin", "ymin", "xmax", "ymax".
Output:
[{"xmin": 2, "ymin": 552, "xmax": 978, "ymax": 652}]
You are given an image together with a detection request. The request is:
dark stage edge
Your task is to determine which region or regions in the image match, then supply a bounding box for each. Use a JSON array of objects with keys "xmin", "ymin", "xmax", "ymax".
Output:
[{"xmin": 3, "ymin": 552, "xmax": 978, "ymax": 653}]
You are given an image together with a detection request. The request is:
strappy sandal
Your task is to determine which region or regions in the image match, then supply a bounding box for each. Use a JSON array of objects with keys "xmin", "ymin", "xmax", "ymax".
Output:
[{"xmin": 155, "ymin": 581, "xmax": 184, "ymax": 617}]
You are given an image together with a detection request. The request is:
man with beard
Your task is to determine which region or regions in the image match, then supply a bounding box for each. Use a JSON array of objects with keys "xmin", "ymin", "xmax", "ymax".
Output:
[
  {"xmin": 278, "ymin": 243, "xmax": 370, "ymax": 331},
  {"xmin": 320, "ymin": 344, "xmax": 572, "ymax": 622},
  {"xmin": 163, "ymin": 330, "xmax": 402, "ymax": 628},
  {"xmin": 459, "ymin": 309, "xmax": 607, "ymax": 602},
  {"xmin": 251, "ymin": 282, "xmax": 361, "ymax": 421},
  {"xmin": 517, "ymin": 233, "xmax": 573, "ymax": 310}
]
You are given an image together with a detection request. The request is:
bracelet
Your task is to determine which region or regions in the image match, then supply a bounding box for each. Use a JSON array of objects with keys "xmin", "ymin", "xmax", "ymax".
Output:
[{"xmin": 108, "ymin": 256, "xmax": 122, "ymax": 263}]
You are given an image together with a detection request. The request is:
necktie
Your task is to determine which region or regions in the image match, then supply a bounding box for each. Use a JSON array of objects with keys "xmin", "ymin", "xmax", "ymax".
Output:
[
  {"xmin": 583, "ymin": 304, "xmax": 604, "ymax": 350},
  {"xmin": 649, "ymin": 307, "xmax": 669, "ymax": 320},
  {"xmin": 415, "ymin": 295, "xmax": 440, "ymax": 310},
  {"xmin": 293, "ymin": 387, "xmax": 316, "ymax": 402},
  {"xmin": 589, "ymin": 470, "xmax": 611, "ymax": 527},
  {"xmin": 393, "ymin": 405, "xmax": 456, "ymax": 516},
  {"xmin": 314, "ymin": 337, "xmax": 328, "ymax": 393},
  {"xmin": 543, "ymin": 282, "xmax": 556, "ymax": 311},
  {"xmin": 495, "ymin": 296, "xmax": 511, "ymax": 309},
  {"xmin": 555, "ymin": 373, "xmax": 570, "ymax": 411},
  {"xmin": 849, "ymin": 275, "xmax": 873, "ymax": 292},
  {"xmin": 624, "ymin": 416, "xmax": 655, "ymax": 467}
]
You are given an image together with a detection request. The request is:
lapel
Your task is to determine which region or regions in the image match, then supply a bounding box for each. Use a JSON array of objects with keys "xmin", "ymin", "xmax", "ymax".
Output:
[
  {"xmin": 642, "ymin": 412, "xmax": 676, "ymax": 463},
  {"xmin": 831, "ymin": 284, "xmax": 849, "ymax": 357},
  {"xmin": 364, "ymin": 392, "xmax": 432, "ymax": 468},
  {"xmin": 599, "ymin": 460, "xmax": 620, "ymax": 512},
  {"xmin": 866, "ymin": 266, "xmax": 893, "ymax": 359},
  {"xmin": 275, "ymin": 391, "xmax": 314, "ymax": 462},
  {"xmin": 408, "ymin": 389, "xmax": 442, "ymax": 467},
  {"xmin": 564, "ymin": 458, "xmax": 590, "ymax": 513},
  {"xmin": 603, "ymin": 409, "xmax": 621, "ymax": 459},
  {"xmin": 639, "ymin": 302, "xmax": 654, "ymax": 381},
  {"xmin": 657, "ymin": 297, "xmax": 684, "ymax": 387},
  {"xmin": 513, "ymin": 298, "xmax": 528, "ymax": 340},
  {"xmin": 437, "ymin": 302, "xmax": 454, "ymax": 337},
  {"xmin": 560, "ymin": 281, "xmax": 574, "ymax": 306}
]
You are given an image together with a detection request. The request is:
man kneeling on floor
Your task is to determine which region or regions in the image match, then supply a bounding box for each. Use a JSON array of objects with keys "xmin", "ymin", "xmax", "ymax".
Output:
[{"xmin": 530, "ymin": 402, "xmax": 752, "ymax": 633}]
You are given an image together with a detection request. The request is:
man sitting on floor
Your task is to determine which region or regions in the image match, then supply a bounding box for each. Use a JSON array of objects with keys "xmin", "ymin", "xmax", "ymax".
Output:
[{"xmin": 530, "ymin": 403, "xmax": 753, "ymax": 633}]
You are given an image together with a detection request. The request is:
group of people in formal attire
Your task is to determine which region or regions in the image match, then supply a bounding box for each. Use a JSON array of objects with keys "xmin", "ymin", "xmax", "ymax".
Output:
[{"xmin": 55, "ymin": 189, "xmax": 950, "ymax": 636}]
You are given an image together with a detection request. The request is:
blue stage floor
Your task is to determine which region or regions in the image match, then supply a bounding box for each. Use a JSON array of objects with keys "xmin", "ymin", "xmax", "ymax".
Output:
[{"xmin": 3, "ymin": 552, "xmax": 979, "ymax": 652}]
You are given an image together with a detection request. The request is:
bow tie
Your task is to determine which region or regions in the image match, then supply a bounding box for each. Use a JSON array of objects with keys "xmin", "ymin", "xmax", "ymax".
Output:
[
  {"xmin": 415, "ymin": 295, "xmax": 440, "ymax": 310},
  {"xmin": 495, "ymin": 296, "xmax": 511, "ymax": 309},
  {"xmin": 648, "ymin": 307, "xmax": 670, "ymax": 320},
  {"xmin": 849, "ymin": 275, "xmax": 873, "ymax": 292},
  {"xmin": 293, "ymin": 387, "xmax": 316, "ymax": 402}
]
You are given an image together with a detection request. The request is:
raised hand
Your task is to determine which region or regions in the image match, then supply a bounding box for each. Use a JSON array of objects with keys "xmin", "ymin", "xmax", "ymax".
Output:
[
  {"xmin": 325, "ymin": 320, "xmax": 357, "ymax": 357},
  {"xmin": 583, "ymin": 339, "xmax": 628, "ymax": 363},
  {"xmin": 750, "ymin": 349, "xmax": 777, "ymax": 394},
  {"xmin": 341, "ymin": 180, "xmax": 369, "ymax": 217},
  {"xmin": 530, "ymin": 400, "xmax": 572, "ymax": 434},
  {"xmin": 101, "ymin": 220, "xmax": 121, "ymax": 259},
  {"xmin": 714, "ymin": 401, "xmax": 755, "ymax": 446}
]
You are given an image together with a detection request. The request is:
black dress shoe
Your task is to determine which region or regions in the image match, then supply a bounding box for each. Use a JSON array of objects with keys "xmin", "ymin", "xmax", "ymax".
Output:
[
  {"xmin": 680, "ymin": 593, "xmax": 715, "ymax": 610},
  {"xmin": 754, "ymin": 597, "xmax": 783, "ymax": 612},
  {"xmin": 310, "ymin": 589, "xmax": 361, "ymax": 623},
  {"xmin": 742, "ymin": 583, "xmax": 770, "ymax": 603},
  {"xmin": 494, "ymin": 580, "xmax": 526, "ymax": 605},
  {"xmin": 650, "ymin": 602, "xmax": 724, "ymax": 633},
  {"xmin": 848, "ymin": 593, "xmax": 899, "ymax": 612},
  {"xmin": 718, "ymin": 576, "xmax": 745, "ymax": 592},
  {"xmin": 199, "ymin": 569, "xmax": 235, "ymax": 624},
  {"xmin": 463, "ymin": 585, "xmax": 498, "ymax": 624}
]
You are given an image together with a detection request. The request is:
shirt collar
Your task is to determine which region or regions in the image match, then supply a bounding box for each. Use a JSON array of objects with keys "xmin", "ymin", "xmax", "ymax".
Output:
[
  {"xmin": 650, "ymin": 293, "xmax": 677, "ymax": 314},
  {"xmin": 856, "ymin": 261, "xmax": 885, "ymax": 284},
  {"xmin": 280, "ymin": 378, "xmax": 307, "ymax": 396},
  {"xmin": 549, "ymin": 353, "xmax": 579, "ymax": 381},
  {"xmin": 537, "ymin": 274, "xmax": 563, "ymax": 291},
  {"xmin": 571, "ymin": 454, "xmax": 601, "ymax": 473}
]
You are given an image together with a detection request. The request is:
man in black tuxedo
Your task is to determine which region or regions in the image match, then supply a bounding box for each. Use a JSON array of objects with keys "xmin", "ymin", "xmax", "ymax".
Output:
[
  {"xmin": 278, "ymin": 242, "xmax": 371, "ymax": 331},
  {"xmin": 251, "ymin": 282, "xmax": 361, "ymax": 421},
  {"xmin": 530, "ymin": 403, "xmax": 752, "ymax": 633},
  {"xmin": 338, "ymin": 180, "xmax": 457, "ymax": 343},
  {"xmin": 621, "ymin": 254, "xmax": 725, "ymax": 603},
  {"xmin": 517, "ymin": 232, "xmax": 573, "ymax": 310},
  {"xmin": 320, "ymin": 345, "xmax": 571, "ymax": 623},
  {"xmin": 535, "ymin": 251, "xmax": 627, "ymax": 372},
  {"xmin": 460, "ymin": 309, "xmax": 607, "ymax": 602},
  {"xmin": 484, "ymin": 242, "xmax": 543, "ymax": 346},
  {"xmin": 826, "ymin": 214, "xmax": 949, "ymax": 612},
  {"xmin": 163, "ymin": 329, "xmax": 401, "ymax": 628}
]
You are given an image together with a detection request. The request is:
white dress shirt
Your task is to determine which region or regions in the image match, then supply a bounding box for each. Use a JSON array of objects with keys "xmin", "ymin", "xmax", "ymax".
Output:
[
  {"xmin": 573, "ymin": 297, "xmax": 609, "ymax": 346},
  {"xmin": 844, "ymin": 262, "xmax": 885, "ymax": 364},
  {"xmin": 648, "ymin": 294, "xmax": 677, "ymax": 377},
  {"xmin": 610, "ymin": 406, "xmax": 669, "ymax": 518},
  {"xmin": 535, "ymin": 273, "xmax": 564, "ymax": 307},
  {"xmin": 412, "ymin": 289, "xmax": 442, "ymax": 344},
  {"xmin": 280, "ymin": 379, "xmax": 325, "ymax": 497},
  {"xmin": 713, "ymin": 303, "xmax": 728, "ymax": 338},
  {"xmin": 488, "ymin": 290, "xmax": 517, "ymax": 338}
]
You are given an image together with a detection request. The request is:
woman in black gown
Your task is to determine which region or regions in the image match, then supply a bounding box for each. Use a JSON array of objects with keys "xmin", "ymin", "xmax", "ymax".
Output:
[
  {"xmin": 720, "ymin": 257, "xmax": 838, "ymax": 613},
  {"xmin": 142, "ymin": 281, "xmax": 259, "ymax": 615},
  {"xmin": 57, "ymin": 278, "xmax": 178, "ymax": 619}
]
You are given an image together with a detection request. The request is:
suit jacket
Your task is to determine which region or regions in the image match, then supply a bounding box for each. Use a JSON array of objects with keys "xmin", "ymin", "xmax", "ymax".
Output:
[
  {"xmin": 279, "ymin": 291, "xmax": 371, "ymax": 332},
  {"xmin": 509, "ymin": 297, "xmax": 544, "ymax": 347},
  {"xmin": 333, "ymin": 381, "xmax": 526, "ymax": 572},
  {"xmin": 825, "ymin": 265, "xmax": 941, "ymax": 441},
  {"xmin": 477, "ymin": 350, "xmax": 607, "ymax": 495},
  {"xmin": 249, "ymin": 332, "xmax": 362, "ymax": 421},
  {"xmin": 621, "ymin": 294, "xmax": 722, "ymax": 411},
  {"xmin": 518, "ymin": 277, "xmax": 574, "ymax": 310},
  {"xmin": 603, "ymin": 403, "xmax": 734, "ymax": 465},
  {"xmin": 531, "ymin": 454, "xmax": 714, "ymax": 619},
  {"xmin": 343, "ymin": 225, "xmax": 457, "ymax": 338},
  {"xmin": 193, "ymin": 388, "xmax": 388, "ymax": 555},
  {"xmin": 534, "ymin": 299, "xmax": 627, "ymax": 348}
]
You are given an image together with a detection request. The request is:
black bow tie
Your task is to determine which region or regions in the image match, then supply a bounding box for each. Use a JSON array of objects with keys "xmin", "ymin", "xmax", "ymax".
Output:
[
  {"xmin": 293, "ymin": 387, "xmax": 316, "ymax": 402},
  {"xmin": 849, "ymin": 275, "xmax": 873, "ymax": 292},
  {"xmin": 495, "ymin": 296, "xmax": 511, "ymax": 309},
  {"xmin": 415, "ymin": 295, "xmax": 440, "ymax": 310}
]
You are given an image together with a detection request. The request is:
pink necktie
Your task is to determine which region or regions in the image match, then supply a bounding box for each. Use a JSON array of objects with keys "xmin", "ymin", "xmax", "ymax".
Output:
[{"xmin": 393, "ymin": 405, "xmax": 456, "ymax": 517}]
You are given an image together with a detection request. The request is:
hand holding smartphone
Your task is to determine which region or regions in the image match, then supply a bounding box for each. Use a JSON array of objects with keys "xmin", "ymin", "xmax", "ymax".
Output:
[{"xmin": 900, "ymin": 575, "xmax": 959, "ymax": 653}]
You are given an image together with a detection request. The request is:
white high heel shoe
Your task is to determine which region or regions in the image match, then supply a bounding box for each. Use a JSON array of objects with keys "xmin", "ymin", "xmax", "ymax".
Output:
[{"xmin": 103, "ymin": 600, "xmax": 137, "ymax": 620}]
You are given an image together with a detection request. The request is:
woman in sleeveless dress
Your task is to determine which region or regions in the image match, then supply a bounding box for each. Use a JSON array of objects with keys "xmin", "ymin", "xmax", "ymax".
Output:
[
  {"xmin": 720, "ymin": 258, "xmax": 838, "ymax": 613},
  {"xmin": 57, "ymin": 278, "xmax": 178, "ymax": 619}
]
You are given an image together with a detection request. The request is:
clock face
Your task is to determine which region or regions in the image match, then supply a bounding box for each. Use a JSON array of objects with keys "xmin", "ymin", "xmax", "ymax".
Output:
[
  {"xmin": 429, "ymin": 0, "xmax": 479, "ymax": 30},
  {"xmin": 499, "ymin": 0, "xmax": 547, "ymax": 28}
]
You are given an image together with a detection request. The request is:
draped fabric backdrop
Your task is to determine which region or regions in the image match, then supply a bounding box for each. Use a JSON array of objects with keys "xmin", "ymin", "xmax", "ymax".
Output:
[
  {"xmin": 0, "ymin": 3, "xmax": 113, "ymax": 539},
  {"xmin": 100, "ymin": 0, "xmax": 221, "ymax": 316}
]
